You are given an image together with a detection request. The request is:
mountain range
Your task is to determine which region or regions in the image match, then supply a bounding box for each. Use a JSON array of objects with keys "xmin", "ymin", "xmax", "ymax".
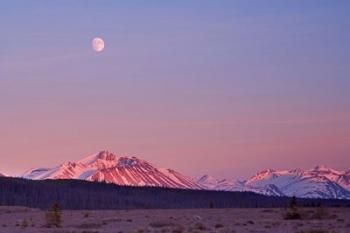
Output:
[
  {"xmin": 197, "ymin": 166, "xmax": 350, "ymax": 199},
  {"xmin": 19, "ymin": 150, "xmax": 350, "ymax": 200},
  {"xmin": 22, "ymin": 151, "xmax": 201, "ymax": 189}
]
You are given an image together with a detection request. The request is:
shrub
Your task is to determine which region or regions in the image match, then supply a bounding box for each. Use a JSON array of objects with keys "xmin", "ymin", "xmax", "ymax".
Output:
[
  {"xmin": 45, "ymin": 203, "xmax": 62, "ymax": 228},
  {"xmin": 261, "ymin": 209, "xmax": 274, "ymax": 213},
  {"xmin": 172, "ymin": 228, "xmax": 183, "ymax": 233},
  {"xmin": 284, "ymin": 210, "xmax": 302, "ymax": 220},
  {"xmin": 149, "ymin": 221, "xmax": 177, "ymax": 228},
  {"xmin": 78, "ymin": 223, "xmax": 103, "ymax": 229},
  {"xmin": 312, "ymin": 204, "xmax": 329, "ymax": 219},
  {"xmin": 296, "ymin": 230, "xmax": 330, "ymax": 233},
  {"xmin": 21, "ymin": 219, "xmax": 29, "ymax": 228},
  {"xmin": 193, "ymin": 222, "xmax": 206, "ymax": 231}
]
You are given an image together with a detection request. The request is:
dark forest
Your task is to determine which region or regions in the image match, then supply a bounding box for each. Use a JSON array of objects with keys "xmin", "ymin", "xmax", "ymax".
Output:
[{"xmin": 0, "ymin": 177, "xmax": 349, "ymax": 210}]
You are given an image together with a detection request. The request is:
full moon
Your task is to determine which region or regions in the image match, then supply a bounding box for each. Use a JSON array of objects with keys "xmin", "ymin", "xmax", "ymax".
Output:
[{"xmin": 92, "ymin": 37, "xmax": 105, "ymax": 52}]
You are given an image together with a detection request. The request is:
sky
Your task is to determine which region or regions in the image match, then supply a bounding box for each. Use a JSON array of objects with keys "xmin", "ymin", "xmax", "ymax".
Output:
[{"xmin": 0, "ymin": 1, "xmax": 349, "ymax": 179}]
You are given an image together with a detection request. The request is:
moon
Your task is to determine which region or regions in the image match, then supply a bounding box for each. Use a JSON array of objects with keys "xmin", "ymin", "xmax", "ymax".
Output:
[{"xmin": 92, "ymin": 37, "xmax": 105, "ymax": 52}]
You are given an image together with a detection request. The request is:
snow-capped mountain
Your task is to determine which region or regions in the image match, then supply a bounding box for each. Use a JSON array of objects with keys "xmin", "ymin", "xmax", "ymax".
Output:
[
  {"xmin": 198, "ymin": 166, "xmax": 350, "ymax": 199},
  {"xmin": 196, "ymin": 175, "xmax": 285, "ymax": 196},
  {"xmin": 197, "ymin": 175, "xmax": 237, "ymax": 191},
  {"xmin": 22, "ymin": 152, "xmax": 350, "ymax": 199},
  {"xmin": 22, "ymin": 151, "xmax": 201, "ymax": 189}
]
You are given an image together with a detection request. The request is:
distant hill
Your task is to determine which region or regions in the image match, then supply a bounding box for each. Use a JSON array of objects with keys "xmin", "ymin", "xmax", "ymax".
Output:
[{"xmin": 0, "ymin": 177, "xmax": 349, "ymax": 210}]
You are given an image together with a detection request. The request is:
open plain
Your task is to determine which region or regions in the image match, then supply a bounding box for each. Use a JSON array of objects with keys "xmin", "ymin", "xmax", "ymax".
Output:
[{"xmin": 0, "ymin": 206, "xmax": 349, "ymax": 233}]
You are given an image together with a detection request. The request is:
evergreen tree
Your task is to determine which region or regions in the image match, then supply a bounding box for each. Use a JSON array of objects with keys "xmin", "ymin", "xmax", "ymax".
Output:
[
  {"xmin": 45, "ymin": 203, "xmax": 62, "ymax": 228},
  {"xmin": 290, "ymin": 196, "xmax": 297, "ymax": 209}
]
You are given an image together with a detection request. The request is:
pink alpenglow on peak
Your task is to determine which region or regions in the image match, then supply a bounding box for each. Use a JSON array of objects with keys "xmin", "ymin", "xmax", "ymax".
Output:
[
  {"xmin": 22, "ymin": 151, "xmax": 201, "ymax": 189},
  {"xmin": 198, "ymin": 166, "xmax": 350, "ymax": 199},
  {"xmin": 22, "ymin": 154, "xmax": 350, "ymax": 199}
]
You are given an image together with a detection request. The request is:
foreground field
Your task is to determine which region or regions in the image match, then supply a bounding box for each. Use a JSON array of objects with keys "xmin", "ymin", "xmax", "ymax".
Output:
[{"xmin": 0, "ymin": 207, "xmax": 349, "ymax": 233}]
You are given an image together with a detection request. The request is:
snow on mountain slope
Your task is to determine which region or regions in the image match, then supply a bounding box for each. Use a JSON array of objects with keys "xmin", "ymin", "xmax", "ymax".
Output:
[
  {"xmin": 245, "ymin": 166, "xmax": 350, "ymax": 199},
  {"xmin": 244, "ymin": 168, "xmax": 350, "ymax": 199},
  {"xmin": 22, "ymin": 151, "xmax": 201, "ymax": 189},
  {"xmin": 22, "ymin": 153, "xmax": 350, "ymax": 199},
  {"xmin": 197, "ymin": 175, "xmax": 285, "ymax": 196},
  {"xmin": 197, "ymin": 175, "xmax": 221, "ymax": 189},
  {"xmin": 305, "ymin": 165, "xmax": 350, "ymax": 191},
  {"xmin": 231, "ymin": 181, "xmax": 286, "ymax": 197},
  {"xmin": 198, "ymin": 166, "xmax": 350, "ymax": 199},
  {"xmin": 197, "ymin": 175, "xmax": 240, "ymax": 191}
]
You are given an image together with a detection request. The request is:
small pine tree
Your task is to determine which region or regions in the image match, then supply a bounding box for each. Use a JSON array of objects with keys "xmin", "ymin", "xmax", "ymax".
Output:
[
  {"xmin": 284, "ymin": 196, "xmax": 301, "ymax": 220},
  {"xmin": 289, "ymin": 196, "xmax": 297, "ymax": 209},
  {"xmin": 45, "ymin": 203, "xmax": 62, "ymax": 228}
]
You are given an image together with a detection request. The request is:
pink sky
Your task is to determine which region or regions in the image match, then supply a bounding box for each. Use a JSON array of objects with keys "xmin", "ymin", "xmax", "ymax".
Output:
[{"xmin": 0, "ymin": 1, "xmax": 349, "ymax": 179}]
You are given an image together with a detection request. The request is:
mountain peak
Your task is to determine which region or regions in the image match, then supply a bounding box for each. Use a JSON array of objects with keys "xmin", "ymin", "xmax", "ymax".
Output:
[
  {"xmin": 198, "ymin": 174, "xmax": 216, "ymax": 180},
  {"xmin": 309, "ymin": 165, "xmax": 342, "ymax": 174},
  {"xmin": 258, "ymin": 169, "xmax": 276, "ymax": 174},
  {"xmin": 312, "ymin": 165, "xmax": 331, "ymax": 171},
  {"xmin": 77, "ymin": 150, "xmax": 118, "ymax": 166},
  {"xmin": 23, "ymin": 151, "xmax": 200, "ymax": 190},
  {"xmin": 197, "ymin": 175, "xmax": 220, "ymax": 189},
  {"xmin": 96, "ymin": 150, "xmax": 117, "ymax": 161},
  {"xmin": 248, "ymin": 168, "xmax": 277, "ymax": 181}
]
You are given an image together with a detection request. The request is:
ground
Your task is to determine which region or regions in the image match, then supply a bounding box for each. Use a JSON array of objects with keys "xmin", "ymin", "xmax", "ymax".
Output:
[{"xmin": 0, "ymin": 206, "xmax": 349, "ymax": 233}]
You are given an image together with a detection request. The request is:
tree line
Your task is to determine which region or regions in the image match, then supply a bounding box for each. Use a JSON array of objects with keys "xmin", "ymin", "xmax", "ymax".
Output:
[{"xmin": 0, "ymin": 177, "xmax": 349, "ymax": 210}]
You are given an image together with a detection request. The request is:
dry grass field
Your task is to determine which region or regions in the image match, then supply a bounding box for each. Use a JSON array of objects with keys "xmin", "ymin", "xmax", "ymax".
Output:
[{"xmin": 0, "ymin": 206, "xmax": 349, "ymax": 233}]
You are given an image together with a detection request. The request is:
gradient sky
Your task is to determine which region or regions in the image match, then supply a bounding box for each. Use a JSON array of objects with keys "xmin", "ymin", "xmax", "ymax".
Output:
[{"xmin": 1, "ymin": 1, "xmax": 349, "ymax": 179}]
